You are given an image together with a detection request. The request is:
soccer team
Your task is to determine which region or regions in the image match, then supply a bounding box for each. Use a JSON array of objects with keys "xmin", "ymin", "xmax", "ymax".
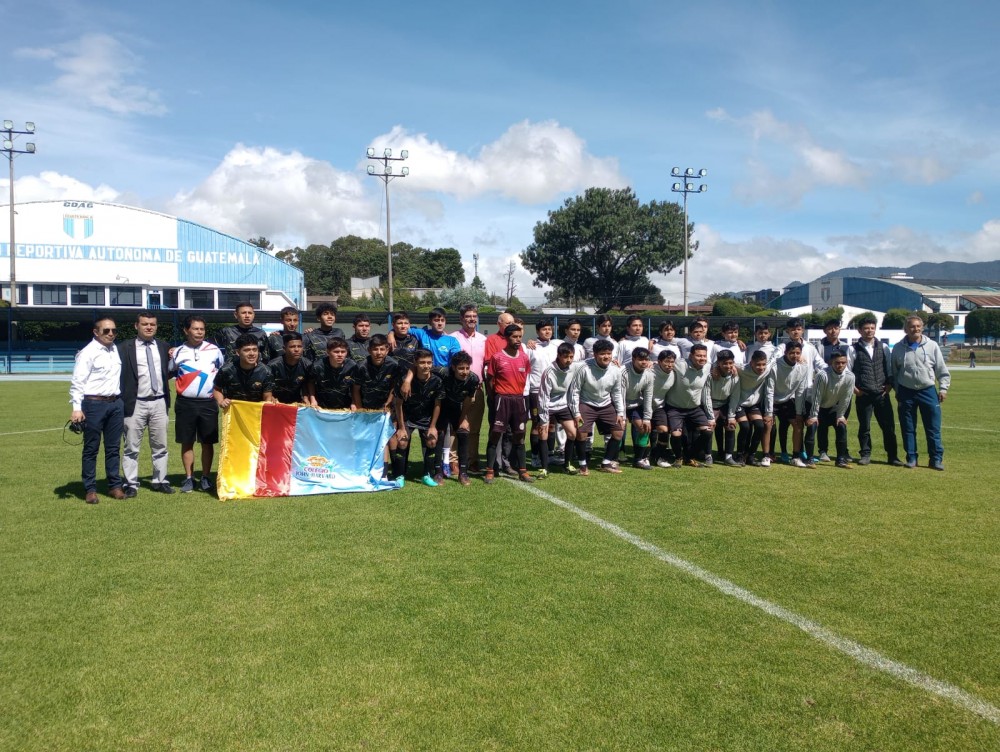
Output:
[{"xmin": 69, "ymin": 302, "xmax": 952, "ymax": 502}]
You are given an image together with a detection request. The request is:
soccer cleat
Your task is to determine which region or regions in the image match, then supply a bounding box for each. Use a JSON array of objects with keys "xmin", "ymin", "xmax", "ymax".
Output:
[
  {"xmin": 578, "ymin": 466, "xmax": 590, "ymax": 477},
  {"xmin": 565, "ymin": 464, "xmax": 579, "ymax": 475},
  {"xmin": 421, "ymin": 474, "xmax": 439, "ymax": 487},
  {"xmin": 656, "ymin": 459, "xmax": 673, "ymax": 469},
  {"xmin": 599, "ymin": 461, "xmax": 622, "ymax": 474},
  {"xmin": 889, "ymin": 459, "xmax": 906, "ymax": 467},
  {"xmin": 724, "ymin": 456, "xmax": 743, "ymax": 467},
  {"xmin": 433, "ymin": 472, "xmax": 446, "ymax": 484},
  {"xmin": 836, "ymin": 459, "xmax": 851, "ymax": 469},
  {"xmin": 818, "ymin": 452, "xmax": 831, "ymax": 462},
  {"xmin": 396, "ymin": 477, "xmax": 405, "ymax": 488},
  {"xmin": 760, "ymin": 456, "xmax": 772, "ymax": 468},
  {"xmin": 780, "ymin": 452, "xmax": 791, "ymax": 465},
  {"xmin": 684, "ymin": 459, "xmax": 705, "ymax": 468},
  {"xmin": 458, "ymin": 473, "xmax": 471, "ymax": 487},
  {"xmin": 181, "ymin": 477, "xmax": 195, "ymax": 493},
  {"xmin": 536, "ymin": 469, "xmax": 548, "ymax": 480},
  {"xmin": 636, "ymin": 458, "xmax": 652, "ymax": 470},
  {"xmin": 672, "ymin": 460, "xmax": 684, "ymax": 469},
  {"xmin": 518, "ymin": 470, "xmax": 535, "ymax": 483},
  {"xmin": 531, "ymin": 455, "xmax": 542, "ymax": 469},
  {"xmin": 483, "ymin": 470, "xmax": 495, "ymax": 485},
  {"xmin": 703, "ymin": 454, "xmax": 714, "ymax": 466}
]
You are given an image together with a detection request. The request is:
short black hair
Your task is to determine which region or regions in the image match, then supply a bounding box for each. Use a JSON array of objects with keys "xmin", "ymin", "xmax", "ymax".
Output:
[
  {"xmin": 326, "ymin": 337, "xmax": 348, "ymax": 351},
  {"xmin": 183, "ymin": 315, "xmax": 206, "ymax": 329},
  {"xmin": 503, "ymin": 324, "xmax": 522, "ymax": 338},
  {"xmin": 316, "ymin": 302, "xmax": 338, "ymax": 318},
  {"xmin": 535, "ymin": 318, "xmax": 554, "ymax": 332},
  {"xmin": 786, "ymin": 317, "xmax": 805, "ymax": 329},
  {"xmin": 690, "ymin": 343, "xmax": 708, "ymax": 354},
  {"xmin": 392, "ymin": 311, "xmax": 410, "ymax": 323},
  {"xmin": 592, "ymin": 339, "xmax": 615, "ymax": 355},
  {"xmin": 449, "ymin": 350, "xmax": 473, "ymax": 368},
  {"xmin": 353, "ymin": 313, "xmax": 371, "ymax": 325},
  {"xmin": 557, "ymin": 343, "xmax": 575, "ymax": 357},
  {"xmin": 414, "ymin": 348, "xmax": 434, "ymax": 361},
  {"xmin": 750, "ymin": 350, "xmax": 769, "ymax": 363},
  {"xmin": 721, "ymin": 321, "xmax": 739, "ymax": 333},
  {"xmin": 282, "ymin": 332, "xmax": 303, "ymax": 344},
  {"xmin": 632, "ymin": 347, "xmax": 651, "ymax": 361},
  {"xmin": 829, "ymin": 348, "xmax": 848, "ymax": 360},
  {"xmin": 716, "ymin": 349, "xmax": 735, "ymax": 362},
  {"xmin": 823, "ymin": 318, "xmax": 841, "ymax": 328},
  {"xmin": 135, "ymin": 310, "xmax": 157, "ymax": 321},
  {"xmin": 234, "ymin": 301, "xmax": 255, "ymax": 312},
  {"xmin": 658, "ymin": 350, "xmax": 677, "ymax": 361},
  {"xmin": 856, "ymin": 314, "xmax": 878, "ymax": 327},
  {"xmin": 279, "ymin": 306, "xmax": 299, "ymax": 318},
  {"xmin": 368, "ymin": 334, "xmax": 389, "ymax": 349},
  {"xmin": 428, "ymin": 307, "xmax": 447, "ymax": 321},
  {"xmin": 234, "ymin": 333, "xmax": 259, "ymax": 350}
]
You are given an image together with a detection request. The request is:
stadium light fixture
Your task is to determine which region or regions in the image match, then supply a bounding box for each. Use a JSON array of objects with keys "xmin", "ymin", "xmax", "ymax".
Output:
[
  {"xmin": 670, "ymin": 165, "xmax": 708, "ymax": 316},
  {"xmin": 2, "ymin": 119, "xmax": 37, "ymax": 371},
  {"xmin": 365, "ymin": 145, "xmax": 412, "ymax": 313}
]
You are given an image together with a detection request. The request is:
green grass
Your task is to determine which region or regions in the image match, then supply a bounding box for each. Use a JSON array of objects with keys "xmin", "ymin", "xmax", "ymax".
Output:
[{"xmin": 1, "ymin": 373, "xmax": 998, "ymax": 750}]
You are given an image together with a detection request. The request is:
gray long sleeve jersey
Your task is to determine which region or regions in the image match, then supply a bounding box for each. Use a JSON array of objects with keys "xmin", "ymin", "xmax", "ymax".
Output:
[
  {"xmin": 764, "ymin": 357, "xmax": 808, "ymax": 416},
  {"xmin": 708, "ymin": 369, "xmax": 739, "ymax": 411},
  {"xmin": 651, "ymin": 363, "xmax": 676, "ymax": 409},
  {"xmin": 666, "ymin": 359, "xmax": 713, "ymax": 416},
  {"xmin": 731, "ymin": 365, "xmax": 770, "ymax": 418},
  {"xmin": 809, "ymin": 368, "xmax": 856, "ymax": 420},
  {"xmin": 568, "ymin": 358, "xmax": 625, "ymax": 417},
  {"xmin": 773, "ymin": 340, "xmax": 825, "ymax": 389},
  {"xmin": 538, "ymin": 361, "xmax": 582, "ymax": 424},
  {"xmin": 890, "ymin": 336, "xmax": 951, "ymax": 392},
  {"xmin": 623, "ymin": 363, "xmax": 654, "ymax": 420}
]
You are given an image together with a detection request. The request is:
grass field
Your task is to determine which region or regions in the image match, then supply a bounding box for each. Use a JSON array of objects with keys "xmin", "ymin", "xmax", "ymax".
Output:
[{"xmin": 1, "ymin": 373, "xmax": 998, "ymax": 751}]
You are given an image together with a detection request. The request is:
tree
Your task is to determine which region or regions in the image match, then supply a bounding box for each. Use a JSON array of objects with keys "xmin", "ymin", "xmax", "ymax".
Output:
[
  {"xmin": 966, "ymin": 308, "xmax": 1000, "ymax": 343},
  {"xmin": 847, "ymin": 311, "xmax": 878, "ymax": 329},
  {"xmin": 883, "ymin": 308, "xmax": 925, "ymax": 329},
  {"xmin": 438, "ymin": 285, "xmax": 492, "ymax": 311},
  {"xmin": 248, "ymin": 236, "xmax": 274, "ymax": 251},
  {"xmin": 420, "ymin": 247, "xmax": 465, "ymax": 288},
  {"xmin": 520, "ymin": 187, "xmax": 685, "ymax": 314},
  {"xmin": 926, "ymin": 312, "xmax": 955, "ymax": 332},
  {"xmin": 804, "ymin": 306, "xmax": 845, "ymax": 328},
  {"xmin": 504, "ymin": 261, "xmax": 518, "ymax": 307},
  {"xmin": 470, "ymin": 275, "xmax": 486, "ymax": 291}
]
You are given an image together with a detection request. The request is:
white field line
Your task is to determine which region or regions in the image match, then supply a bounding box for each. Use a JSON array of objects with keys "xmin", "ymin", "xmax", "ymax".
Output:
[
  {"xmin": 943, "ymin": 425, "xmax": 1000, "ymax": 433},
  {"xmin": 512, "ymin": 481, "xmax": 1000, "ymax": 726},
  {"xmin": 0, "ymin": 427, "xmax": 64, "ymax": 437}
]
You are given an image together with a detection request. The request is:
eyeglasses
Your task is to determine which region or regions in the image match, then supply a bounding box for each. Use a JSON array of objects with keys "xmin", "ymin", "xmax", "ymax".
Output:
[{"xmin": 100, "ymin": 328, "xmax": 117, "ymax": 335}]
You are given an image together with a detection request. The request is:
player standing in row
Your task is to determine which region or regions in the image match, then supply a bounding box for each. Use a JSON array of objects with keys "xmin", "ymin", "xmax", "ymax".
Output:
[
  {"xmin": 484, "ymin": 324, "xmax": 534, "ymax": 484},
  {"xmin": 303, "ymin": 303, "xmax": 346, "ymax": 363},
  {"xmin": 765, "ymin": 341, "xmax": 809, "ymax": 469},
  {"xmin": 650, "ymin": 320, "xmax": 690, "ymax": 360},
  {"xmin": 392, "ymin": 349, "xmax": 443, "ymax": 487},
  {"xmin": 216, "ymin": 301, "xmax": 269, "ymax": 365},
  {"xmin": 433, "ymin": 351, "xmax": 480, "ymax": 486},
  {"xmin": 568, "ymin": 339, "xmax": 626, "ymax": 475},
  {"xmin": 266, "ymin": 306, "xmax": 301, "ymax": 361},
  {"xmin": 807, "ymin": 349, "xmax": 856, "ymax": 469},
  {"xmin": 214, "ymin": 334, "xmax": 275, "ymax": 406},
  {"xmin": 615, "ymin": 316, "xmax": 651, "ymax": 367},
  {"xmin": 537, "ymin": 343, "xmax": 582, "ymax": 475},
  {"xmin": 622, "ymin": 346, "xmax": 654, "ymax": 469},
  {"xmin": 347, "ymin": 313, "xmax": 372, "ymax": 363},
  {"xmin": 267, "ymin": 332, "xmax": 311, "ymax": 404},
  {"xmin": 583, "ymin": 315, "xmax": 615, "ymax": 359},
  {"xmin": 664, "ymin": 343, "xmax": 714, "ymax": 467},
  {"xmin": 706, "ymin": 349, "xmax": 739, "ymax": 465},
  {"xmin": 526, "ymin": 318, "xmax": 563, "ymax": 470}
]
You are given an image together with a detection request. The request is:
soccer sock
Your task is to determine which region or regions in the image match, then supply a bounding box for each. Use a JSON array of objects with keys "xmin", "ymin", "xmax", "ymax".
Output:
[
  {"xmin": 391, "ymin": 445, "xmax": 408, "ymax": 479},
  {"xmin": 699, "ymin": 430, "xmax": 713, "ymax": 460},
  {"xmin": 538, "ymin": 436, "xmax": 549, "ymax": 469},
  {"xmin": 422, "ymin": 438, "xmax": 436, "ymax": 477},
  {"xmin": 804, "ymin": 424, "xmax": 816, "ymax": 458},
  {"xmin": 514, "ymin": 444, "xmax": 527, "ymax": 471},
  {"xmin": 670, "ymin": 434, "xmax": 685, "ymax": 461},
  {"xmin": 724, "ymin": 427, "xmax": 736, "ymax": 456},
  {"xmin": 604, "ymin": 437, "xmax": 621, "ymax": 463},
  {"xmin": 547, "ymin": 434, "xmax": 556, "ymax": 453},
  {"xmin": 486, "ymin": 437, "xmax": 499, "ymax": 472},
  {"xmin": 432, "ymin": 438, "xmax": 445, "ymax": 473},
  {"xmin": 630, "ymin": 425, "xmax": 641, "ymax": 457},
  {"xmin": 456, "ymin": 430, "xmax": 470, "ymax": 474},
  {"xmin": 778, "ymin": 422, "xmax": 788, "ymax": 454},
  {"xmin": 749, "ymin": 419, "xmax": 765, "ymax": 455},
  {"xmin": 575, "ymin": 439, "xmax": 590, "ymax": 467},
  {"xmin": 530, "ymin": 434, "xmax": 541, "ymax": 462},
  {"xmin": 564, "ymin": 440, "xmax": 575, "ymax": 468},
  {"xmin": 737, "ymin": 424, "xmax": 749, "ymax": 454}
]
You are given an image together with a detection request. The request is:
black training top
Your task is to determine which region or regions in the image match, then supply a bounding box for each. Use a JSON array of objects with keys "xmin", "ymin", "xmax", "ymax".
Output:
[
  {"xmin": 215, "ymin": 362, "xmax": 275, "ymax": 402},
  {"xmin": 358, "ymin": 356, "xmax": 405, "ymax": 410},
  {"xmin": 267, "ymin": 356, "xmax": 312, "ymax": 404},
  {"xmin": 396, "ymin": 373, "xmax": 443, "ymax": 428},
  {"xmin": 309, "ymin": 357, "xmax": 360, "ymax": 409}
]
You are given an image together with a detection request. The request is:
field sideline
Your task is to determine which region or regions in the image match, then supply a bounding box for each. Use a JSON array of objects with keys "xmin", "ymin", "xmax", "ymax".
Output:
[{"xmin": 1, "ymin": 372, "xmax": 998, "ymax": 750}]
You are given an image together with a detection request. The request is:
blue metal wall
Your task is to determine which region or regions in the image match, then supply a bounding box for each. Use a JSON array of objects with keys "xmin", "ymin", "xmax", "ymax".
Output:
[{"xmin": 176, "ymin": 221, "xmax": 303, "ymax": 306}]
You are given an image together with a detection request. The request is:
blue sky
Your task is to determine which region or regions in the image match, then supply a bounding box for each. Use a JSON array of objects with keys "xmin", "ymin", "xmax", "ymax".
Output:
[{"xmin": 3, "ymin": 0, "xmax": 998, "ymax": 304}]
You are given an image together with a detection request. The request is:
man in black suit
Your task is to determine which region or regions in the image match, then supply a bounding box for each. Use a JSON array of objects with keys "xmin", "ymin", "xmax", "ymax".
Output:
[{"xmin": 119, "ymin": 310, "xmax": 173, "ymax": 496}]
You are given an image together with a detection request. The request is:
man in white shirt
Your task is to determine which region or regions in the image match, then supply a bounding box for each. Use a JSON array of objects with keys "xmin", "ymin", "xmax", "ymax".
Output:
[{"xmin": 69, "ymin": 317, "xmax": 125, "ymax": 504}]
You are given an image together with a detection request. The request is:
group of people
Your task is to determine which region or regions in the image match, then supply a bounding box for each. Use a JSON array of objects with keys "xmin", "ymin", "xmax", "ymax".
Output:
[{"xmin": 69, "ymin": 302, "xmax": 952, "ymax": 503}]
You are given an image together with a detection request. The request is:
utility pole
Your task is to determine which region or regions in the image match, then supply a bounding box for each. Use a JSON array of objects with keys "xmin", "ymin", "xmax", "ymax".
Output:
[
  {"xmin": 670, "ymin": 167, "xmax": 707, "ymax": 316},
  {"xmin": 366, "ymin": 147, "xmax": 409, "ymax": 313},
  {"xmin": 2, "ymin": 120, "xmax": 36, "ymax": 309}
]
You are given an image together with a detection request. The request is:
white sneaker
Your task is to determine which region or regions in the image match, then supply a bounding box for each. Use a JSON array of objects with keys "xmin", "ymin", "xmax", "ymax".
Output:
[
  {"xmin": 760, "ymin": 456, "xmax": 772, "ymax": 468},
  {"xmin": 818, "ymin": 452, "xmax": 831, "ymax": 462},
  {"xmin": 656, "ymin": 459, "xmax": 673, "ymax": 469},
  {"xmin": 637, "ymin": 458, "xmax": 652, "ymax": 470},
  {"xmin": 792, "ymin": 457, "xmax": 815, "ymax": 469}
]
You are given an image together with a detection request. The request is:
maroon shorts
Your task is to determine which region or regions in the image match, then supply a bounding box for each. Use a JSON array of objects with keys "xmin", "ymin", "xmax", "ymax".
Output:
[
  {"xmin": 579, "ymin": 402, "xmax": 620, "ymax": 435},
  {"xmin": 492, "ymin": 394, "xmax": 528, "ymax": 433}
]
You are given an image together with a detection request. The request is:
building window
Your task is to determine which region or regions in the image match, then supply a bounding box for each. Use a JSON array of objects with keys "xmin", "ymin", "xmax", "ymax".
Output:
[
  {"xmin": 110, "ymin": 285, "xmax": 142, "ymax": 306},
  {"xmin": 71, "ymin": 285, "xmax": 106, "ymax": 306},
  {"xmin": 218, "ymin": 290, "xmax": 261, "ymax": 310},
  {"xmin": 161, "ymin": 289, "xmax": 179, "ymax": 309},
  {"xmin": 185, "ymin": 289, "xmax": 215, "ymax": 309},
  {"xmin": 33, "ymin": 285, "xmax": 68, "ymax": 305}
]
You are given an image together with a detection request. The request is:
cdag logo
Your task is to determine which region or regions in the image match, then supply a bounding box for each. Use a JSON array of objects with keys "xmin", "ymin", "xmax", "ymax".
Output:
[{"xmin": 63, "ymin": 214, "xmax": 94, "ymax": 240}]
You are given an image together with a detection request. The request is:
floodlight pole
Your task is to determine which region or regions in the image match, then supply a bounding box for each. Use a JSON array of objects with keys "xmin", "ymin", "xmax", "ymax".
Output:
[
  {"xmin": 2, "ymin": 120, "xmax": 36, "ymax": 310},
  {"xmin": 670, "ymin": 167, "xmax": 707, "ymax": 316},
  {"xmin": 366, "ymin": 147, "xmax": 409, "ymax": 313}
]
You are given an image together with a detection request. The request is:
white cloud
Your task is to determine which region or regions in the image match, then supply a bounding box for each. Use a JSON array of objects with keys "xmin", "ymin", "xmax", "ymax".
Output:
[
  {"xmin": 17, "ymin": 33, "xmax": 165, "ymax": 116},
  {"xmin": 708, "ymin": 107, "xmax": 867, "ymax": 205},
  {"xmin": 366, "ymin": 120, "xmax": 627, "ymax": 204},
  {"xmin": 3, "ymin": 171, "xmax": 121, "ymax": 203},
  {"xmin": 168, "ymin": 144, "xmax": 378, "ymax": 248}
]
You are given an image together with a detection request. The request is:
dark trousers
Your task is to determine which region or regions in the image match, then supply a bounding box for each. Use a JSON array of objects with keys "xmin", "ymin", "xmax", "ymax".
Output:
[
  {"xmin": 81, "ymin": 398, "xmax": 124, "ymax": 492},
  {"xmin": 816, "ymin": 407, "xmax": 849, "ymax": 461},
  {"xmin": 855, "ymin": 389, "xmax": 899, "ymax": 461}
]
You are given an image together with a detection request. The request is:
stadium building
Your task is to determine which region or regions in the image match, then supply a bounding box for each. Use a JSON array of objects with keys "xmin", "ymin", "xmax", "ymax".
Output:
[
  {"xmin": 768, "ymin": 273, "xmax": 1000, "ymax": 343},
  {"xmin": 1, "ymin": 200, "xmax": 305, "ymax": 311}
]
